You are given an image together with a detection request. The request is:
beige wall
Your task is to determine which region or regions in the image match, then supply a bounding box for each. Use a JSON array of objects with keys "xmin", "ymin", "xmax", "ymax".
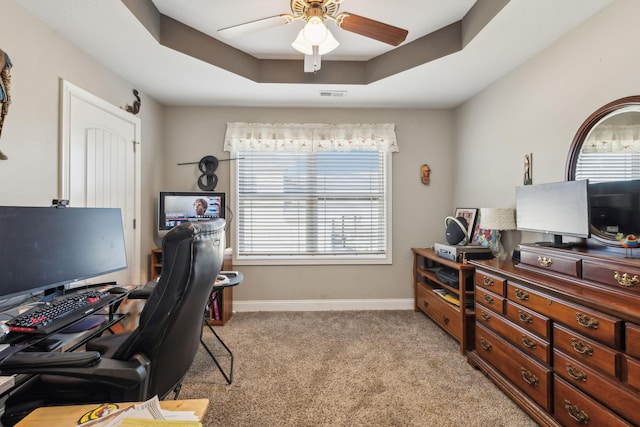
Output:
[
  {"xmin": 160, "ymin": 107, "xmax": 455, "ymax": 301},
  {"xmin": 0, "ymin": 1, "xmax": 164, "ymax": 283},
  {"xmin": 453, "ymin": 0, "xmax": 640, "ymax": 256},
  {"xmin": 3, "ymin": 0, "xmax": 638, "ymax": 302}
]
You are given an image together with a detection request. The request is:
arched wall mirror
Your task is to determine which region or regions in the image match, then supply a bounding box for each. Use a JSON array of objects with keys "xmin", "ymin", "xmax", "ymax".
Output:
[{"xmin": 566, "ymin": 95, "xmax": 640, "ymax": 246}]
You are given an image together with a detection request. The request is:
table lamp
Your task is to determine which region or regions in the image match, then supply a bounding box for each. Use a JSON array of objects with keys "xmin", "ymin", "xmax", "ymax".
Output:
[{"xmin": 479, "ymin": 208, "xmax": 516, "ymax": 259}]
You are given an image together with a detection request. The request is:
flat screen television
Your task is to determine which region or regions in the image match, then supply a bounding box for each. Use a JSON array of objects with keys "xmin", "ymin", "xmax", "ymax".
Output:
[
  {"xmin": 589, "ymin": 179, "xmax": 640, "ymax": 239},
  {"xmin": 516, "ymin": 180, "xmax": 590, "ymax": 247},
  {"xmin": 0, "ymin": 206, "xmax": 127, "ymax": 301},
  {"xmin": 158, "ymin": 191, "xmax": 226, "ymax": 236}
]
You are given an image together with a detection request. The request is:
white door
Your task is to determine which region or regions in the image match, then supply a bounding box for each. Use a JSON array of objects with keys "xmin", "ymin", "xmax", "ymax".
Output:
[{"xmin": 60, "ymin": 80, "xmax": 141, "ymax": 285}]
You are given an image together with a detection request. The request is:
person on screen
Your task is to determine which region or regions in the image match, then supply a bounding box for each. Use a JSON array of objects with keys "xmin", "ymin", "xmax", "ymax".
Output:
[{"xmin": 193, "ymin": 198, "xmax": 208, "ymax": 216}]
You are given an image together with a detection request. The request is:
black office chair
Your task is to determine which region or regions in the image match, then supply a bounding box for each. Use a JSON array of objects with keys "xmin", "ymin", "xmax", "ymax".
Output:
[{"xmin": 0, "ymin": 219, "xmax": 226, "ymax": 426}]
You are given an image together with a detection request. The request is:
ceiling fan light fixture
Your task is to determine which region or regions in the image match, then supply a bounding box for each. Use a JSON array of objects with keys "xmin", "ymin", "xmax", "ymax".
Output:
[
  {"xmin": 302, "ymin": 16, "xmax": 328, "ymax": 45},
  {"xmin": 292, "ymin": 27, "xmax": 339, "ymax": 55}
]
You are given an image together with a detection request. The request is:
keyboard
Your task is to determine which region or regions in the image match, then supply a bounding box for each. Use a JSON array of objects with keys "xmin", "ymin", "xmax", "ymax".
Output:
[{"xmin": 6, "ymin": 290, "xmax": 116, "ymax": 335}]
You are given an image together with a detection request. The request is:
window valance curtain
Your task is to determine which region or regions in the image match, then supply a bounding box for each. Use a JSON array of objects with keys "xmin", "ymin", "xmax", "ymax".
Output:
[{"xmin": 223, "ymin": 122, "xmax": 399, "ymax": 153}]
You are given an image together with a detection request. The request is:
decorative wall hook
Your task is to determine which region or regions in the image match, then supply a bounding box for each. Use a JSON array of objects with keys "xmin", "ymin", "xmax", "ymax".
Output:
[{"xmin": 124, "ymin": 89, "xmax": 141, "ymax": 115}]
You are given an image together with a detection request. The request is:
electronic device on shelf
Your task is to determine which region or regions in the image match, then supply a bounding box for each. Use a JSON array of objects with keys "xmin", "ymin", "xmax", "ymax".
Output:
[
  {"xmin": 516, "ymin": 179, "xmax": 590, "ymax": 248},
  {"xmin": 157, "ymin": 191, "xmax": 226, "ymax": 237},
  {"xmin": 436, "ymin": 267, "xmax": 474, "ymax": 291},
  {"xmin": 6, "ymin": 290, "xmax": 116, "ymax": 335},
  {"xmin": 434, "ymin": 242, "xmax": 492, "ymax": 262}
]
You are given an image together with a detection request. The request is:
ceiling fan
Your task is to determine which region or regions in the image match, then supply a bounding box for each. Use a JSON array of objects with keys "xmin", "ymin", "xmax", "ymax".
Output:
[{"xmin": 218, "ymin": 0, "xmax": 409, "ymax": 69}]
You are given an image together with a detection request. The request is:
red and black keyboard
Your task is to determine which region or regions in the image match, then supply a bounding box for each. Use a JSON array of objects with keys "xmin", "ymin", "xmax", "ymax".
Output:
[{"xmin": 6, "ymin": 290, "xmax": 115, "ymax": 335}]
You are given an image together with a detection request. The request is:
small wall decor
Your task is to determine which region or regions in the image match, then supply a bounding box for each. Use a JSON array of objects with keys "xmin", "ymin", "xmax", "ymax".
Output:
[
  {"xmin": 124, "ymin": 89, "xmax": 141, "ymax": 115},
  {"xmin": 177, "ymin": 155, "xmax": 220, "ymax": 191},
  {"xmin": 0, "ymin": 48, "xmax": 13, "ymax": 160},
  {"xmin": 524, "ymin": 153, "xmax": 532, "ymax": 185},
  {"xmin": 420, "ymin": 164, "xmax": 431, "ymax": 185}
]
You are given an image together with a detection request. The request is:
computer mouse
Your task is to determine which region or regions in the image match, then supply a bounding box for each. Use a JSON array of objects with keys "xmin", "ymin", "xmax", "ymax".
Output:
[{"xmin": 107, "ymin": 286, "xmax": 128, "ymax": 294}]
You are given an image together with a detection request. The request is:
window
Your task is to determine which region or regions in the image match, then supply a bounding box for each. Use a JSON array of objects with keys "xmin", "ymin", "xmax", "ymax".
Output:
[{"xmin": 224, "ymin": 122, "xmax": 397, "ymax": 265}]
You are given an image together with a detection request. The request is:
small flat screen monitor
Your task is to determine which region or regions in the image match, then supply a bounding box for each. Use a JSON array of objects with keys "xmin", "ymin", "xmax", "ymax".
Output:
[
  {"xmin": 516, "ymin": 180, "xmax": 590, "ymax": 247},
  {"xmin": 158, "ymin": 192, "xmax": 226, "ymax": 235},
  {"xmin": 0, "ymin": 206, "xmax": 127, "ymax": 301}
]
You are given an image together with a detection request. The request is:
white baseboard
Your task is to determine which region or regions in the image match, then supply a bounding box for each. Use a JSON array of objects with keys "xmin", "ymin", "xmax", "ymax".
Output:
[{"xmin": 232, "ymin": 298, "xmax": 414, "ymax": 312}]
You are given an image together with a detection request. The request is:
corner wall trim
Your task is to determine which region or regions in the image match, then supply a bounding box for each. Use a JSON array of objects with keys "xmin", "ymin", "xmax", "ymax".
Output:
[{"xmin": 232, "ymin": 298, "xmax": 414, "ymax": 312}]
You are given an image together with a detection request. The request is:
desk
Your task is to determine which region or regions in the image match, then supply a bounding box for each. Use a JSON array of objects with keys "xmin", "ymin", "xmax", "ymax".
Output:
[{"xmin": 16, "ymin": 399, "xmax": 209, "ymax": 426}]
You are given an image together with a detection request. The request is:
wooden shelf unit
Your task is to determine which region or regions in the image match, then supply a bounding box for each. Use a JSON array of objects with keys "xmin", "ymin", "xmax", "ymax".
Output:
[
  {"xmin": 412, "ymin": 247, "xmax": 475, "ymax": 354},
  {"xmin": 149, "ymin": 247, "xmax": 234, "ymax": 326}
]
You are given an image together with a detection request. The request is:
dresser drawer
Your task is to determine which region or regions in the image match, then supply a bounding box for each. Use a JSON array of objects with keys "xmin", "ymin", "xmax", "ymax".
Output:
[
  {"xmin": 555, "ymin": 350, "xmax": 640, "ymax": 426},
  {"xmin": 475, "ymin": 287, "xmax": 505, "ymax": 314},
  {"xmin": 553, "ymin": 324, "xmax": 620, "ymax": 377},
  {"xmin": 621, "ymin": 354, "xmax": 640, "ymax": 391},
  {"xmin": 583, "ymin": 259, "xmax": 640, "ymax": 295},
  {"xmin": 508, "ymin": 283, "xmax": 622, "ymax": 348},
  {"xmin": 417, "ymin": 284, "xmax": 462, "ymax": 342},
  {"xmin": 554, "ymin": 377, "xmax": 633, "ymax": 427},
  {"xmin": 475, "ymin": 324, "xmax": 552, "ymax": 411},
  {"xmin": 520, "ymin": 248, "xmax": 581, "ymax": 278},
  {"xmin": 505, "ymin": 301, "xmax": 551, "ymax": 340},
  {"xmin": 475, "ymin": 308, "xmax": 550, "ymax": 364},
  {"xmin": 625, "ymin": 323, "xmax": 640, "ymax": 359},
  {"xmin": 474, "ymin": 270, "xmax": 506, "ymax": 296}
]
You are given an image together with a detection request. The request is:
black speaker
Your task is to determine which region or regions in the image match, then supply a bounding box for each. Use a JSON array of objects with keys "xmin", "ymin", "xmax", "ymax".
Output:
[{"xmin": 445, "ymin": 216, "xmax": 469, "ymax": 245}]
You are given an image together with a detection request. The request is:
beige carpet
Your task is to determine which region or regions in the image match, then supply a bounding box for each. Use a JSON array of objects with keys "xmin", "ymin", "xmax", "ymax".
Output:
[{"xmin": 179, "ymin": 311, "xmax": 537, "ymax": 426}]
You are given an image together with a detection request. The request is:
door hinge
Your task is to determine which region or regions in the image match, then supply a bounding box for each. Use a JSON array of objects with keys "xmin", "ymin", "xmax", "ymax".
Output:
[
  {"xmin": 132, "ymin": 140, "xmax": 140, "ymax": 153},
  {"xmin": 133, "ymin": 218, "xmax": 136, "ymax": 230}
]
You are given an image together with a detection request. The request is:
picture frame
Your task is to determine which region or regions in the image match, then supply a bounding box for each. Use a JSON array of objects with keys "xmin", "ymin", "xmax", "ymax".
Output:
[{"xmin": 454, "ymin": 207, "xmax": 478, "ymax": 241}]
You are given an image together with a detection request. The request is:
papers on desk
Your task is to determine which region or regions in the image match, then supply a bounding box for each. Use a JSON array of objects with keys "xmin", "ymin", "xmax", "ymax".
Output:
[{"xmin": 79, "ymin": 396, "xmax": 201, "ymax": 427}]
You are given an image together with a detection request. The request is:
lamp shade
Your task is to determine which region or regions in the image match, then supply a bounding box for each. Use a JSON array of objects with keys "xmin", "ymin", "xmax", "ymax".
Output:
[
  {"xmin": 479, "ymin": 208, "xmax": 516, "ymax": 230},
  {"xmin": 292, "ymin": 26, "xmax": 339, "ymax": 55}
]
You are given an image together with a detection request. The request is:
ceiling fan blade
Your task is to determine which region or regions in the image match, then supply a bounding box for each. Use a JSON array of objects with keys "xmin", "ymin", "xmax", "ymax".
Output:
[
  {"xmin": 338, "ymin": 13, "xmax": 408, "ymax": 46},
  {"xmin": 218, "ymin": 15, "xmax": 292, "ymax": 39}
]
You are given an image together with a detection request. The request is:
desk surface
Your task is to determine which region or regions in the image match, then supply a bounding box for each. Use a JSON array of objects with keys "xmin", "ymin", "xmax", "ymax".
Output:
[{"xmin": 16, "ymin": 399, "xmax": 209, "ymax": 426}]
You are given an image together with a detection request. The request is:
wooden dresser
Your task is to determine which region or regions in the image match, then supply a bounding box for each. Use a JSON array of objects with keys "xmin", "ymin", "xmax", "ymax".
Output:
[{"xmin": 468, "ymin": 244, "xmax": 640, "ymax": 426}]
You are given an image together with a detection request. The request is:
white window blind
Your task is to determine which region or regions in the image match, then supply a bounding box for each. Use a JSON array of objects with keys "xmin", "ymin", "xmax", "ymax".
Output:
[
  {"xmin": 224, "ymin": 122, "xmax": 397, "ymax": 264},
  {"xmin": 576, "ymin": 152, "xmax": 640, "ymax": 182}
]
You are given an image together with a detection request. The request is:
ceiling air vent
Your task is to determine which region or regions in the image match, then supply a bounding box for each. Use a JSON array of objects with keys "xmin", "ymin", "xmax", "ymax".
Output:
[{"xmin": 319, "ymin": 90, "xmax": 347, "ymax": 98}]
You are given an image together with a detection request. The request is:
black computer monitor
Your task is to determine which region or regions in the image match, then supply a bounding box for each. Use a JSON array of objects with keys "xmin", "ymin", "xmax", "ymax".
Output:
[{"xmin": 0, "ymin": 206, "xmax": 128, "ymax": 301}]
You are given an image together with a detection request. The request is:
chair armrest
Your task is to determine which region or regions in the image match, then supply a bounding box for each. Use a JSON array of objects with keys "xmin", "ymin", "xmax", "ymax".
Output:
[
  {"xmin": 0, "ymin": 351, "xmax": 100, "ymax": 370},
  {"xmin": 127, "ymin": 280, "xmax": 157, "ymax": 300},
  {"xmin": 0, "ymin": 352, "xmax": 151, "ymax": 400}
]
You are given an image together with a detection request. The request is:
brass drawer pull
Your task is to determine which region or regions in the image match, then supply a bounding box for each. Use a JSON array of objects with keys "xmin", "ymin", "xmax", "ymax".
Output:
[
  {"xmin": 538, "ymin": 256, "xmax": 552, "ymax": 267},
  {"xmin": 443, "ymin": 316, "xmax": 449, "ymax": 325},
  {"xmin": 564, "ymin": 400, "xmax": 589, "ymax": 424},
  {"xmin": 514, "ymin": 289, "xmax": 529, "ymax": 301},
  {"xmin": 480, "ymin": 338, "xmax": 492, "ymax": 351},
  {"xmin": 521, "ymin": 336, "xmax": 537, "ymax": 349},
  {"xmin": 482, "ymin": 277, "xmax": 494, "ymax": 286},
  {"xmin": 423, "ymin": 301, "xmax": 429, "ymax": 309},
  {"xmin": 566, "ymin": 364, "xmax": 587, "ymax": 382},
  {"xmin": 571, "ymin": 338, "xmax": 593, "ymax": 356},
  {"xmin": 480, "ymin": 312, "xmax": 491, "ymax": 321},
  {"xmin": 518, "ymin": 311, "xmax": 533, "ymax": 324},
  {"xmin": 614, "ymin": 271, "xmax": 639, "ymax": 287},
  {"xmin": 575, "ymin": 313, "xmax": 599, "ymax": 329},
  {"xmin": 483, "ymin": 294, "xmax": 494, "ymax": 304},
  {"xmin": 521, "ymin": 368, "xmax": 539, "ymax": 386}
]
